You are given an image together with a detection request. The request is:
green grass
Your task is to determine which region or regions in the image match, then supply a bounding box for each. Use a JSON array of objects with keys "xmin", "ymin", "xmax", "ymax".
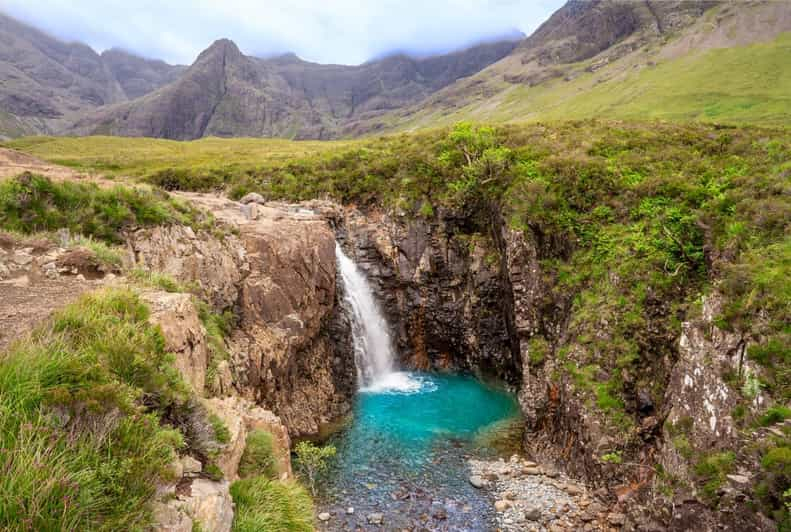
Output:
[
  {"xmin": 230, "ymin": 477, "xmax": 314, "ymax": 532},
  {"xmin": 0, "ymin": 288, "xmax": 188, "ymax": 530},
  {"xmin": 238, "ymin": 430, "xmax": 278, "ymax": 480},
  {"xmin": 1, "ymin": 136, "xmax": 353, "ymax": 189},
  {"xmin": 0, "ymin": 173, "xmax": 208, "ymax": 243}
]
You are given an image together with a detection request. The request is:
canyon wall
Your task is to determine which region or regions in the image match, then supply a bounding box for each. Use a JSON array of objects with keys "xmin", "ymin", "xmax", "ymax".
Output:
[{"xmin": 128, "ymin": 196, "xmax": 355, "ymax": 437}]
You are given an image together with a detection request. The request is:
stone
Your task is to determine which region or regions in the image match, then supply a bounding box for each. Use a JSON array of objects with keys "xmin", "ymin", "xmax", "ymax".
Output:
[
  {"xmin": 726, "ymin": 474, "xmax": 750, "ymax": 485},
  {"xmin": 494, "ymin": 500, "xmax": 511, "ymax": 512},
  {"xmin": 143, "ymin": 291, "xmax": 209, "ymax": 394},
  {"xmin": 565, "ymin": 483, "xmax": 584, "ymax": 496},
  {"xmin": 525, "ymin": 505, "xmax": 542, "ymax": 521},
  {"xmin": 367, "ymin": 512, "xmax": 384, "ymax": 525},
  {"xmin": 608, "ymin": 512, "xmax": 626, "ymax": 526},
  {"xmin": 505, "ymin": 491, "xmax": 517, "ymax": 500},
  {"xmin": 181, "ymin": 455, "xmax": 202, "ymax": 475},
  {"xmin": 318, "ymin": 512, "xmax": 331, "ymax": 521},
  {"xmin": 151, "ymin": 502, "xmax": 193, "ymax": 532},
  {"xmin": 173, "ymin": 479, "xmax": 234, "ymax": 532},
  {"xmin": 523, "ymin": 460, "xmax": 538, "ymax": 468},
  {"xmin": 239, "ymin": 192, "xmax": 266, "ymax": 205},
  {"xmin": 433, "ymin": 508, "xmax": 448, "ymax": 520},
  {"xmin": 240, "ymin": 203, "xmax": 259, "ymax": 220},
  {"xmin": 346, "ymin": 507, "xmax": 355, "ymax": 515},
  {"xmin": 204, "ymin": 395, "xmax": 293, "ymax": 481},
  {"xmin": 469, "ymin": 475, "xmax": 485, "ymax": 488},
  {"xmin": 522, "ymin": 467, "xmax": 540, "ymax": 475}
]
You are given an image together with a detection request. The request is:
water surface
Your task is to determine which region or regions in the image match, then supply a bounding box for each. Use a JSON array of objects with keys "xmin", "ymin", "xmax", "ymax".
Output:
[{"xmin": 317, "ymin": 372, "xmax": 521, "ymax": 531}]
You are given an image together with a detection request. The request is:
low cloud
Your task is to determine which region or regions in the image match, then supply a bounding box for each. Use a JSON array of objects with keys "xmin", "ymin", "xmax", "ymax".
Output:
[{"xmin": 3, "ymin": 0, "xmax": 562, "ymax": 65}]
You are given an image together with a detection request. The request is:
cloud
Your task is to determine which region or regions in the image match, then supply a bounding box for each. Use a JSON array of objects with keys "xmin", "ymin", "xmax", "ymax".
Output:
[{"xmin": 2, "ymin": 0, "xmax": 562, "ymax": 65}]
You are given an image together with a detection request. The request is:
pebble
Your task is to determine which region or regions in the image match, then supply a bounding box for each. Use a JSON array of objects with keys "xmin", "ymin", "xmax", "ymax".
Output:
[
  {"xmin": 346, "ymin": 507, "xmax": 355, "ymax": 515},
  {"xmin": 495, "ymin": 500, "xmax": 511, "ymax": 512},
  {"xmin": 469, "ymin": 475, "xmax": 485, "ymax": 488},
  {"xmin": 318, "ymin": 512, "xmax": 331, "ymax": 522},
  {"xmin": 367, "ymin": 512, "xmax": 384, "ymax": 525},
  {"xmin": 524, "ymin": 505, "xmax": 542, "ymax": 521}
]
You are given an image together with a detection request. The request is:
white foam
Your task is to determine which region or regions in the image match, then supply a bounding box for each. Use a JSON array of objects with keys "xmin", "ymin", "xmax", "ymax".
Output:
[{"xmin": 361, "ymin": 371, "xmax": 437, "ymax": 395}]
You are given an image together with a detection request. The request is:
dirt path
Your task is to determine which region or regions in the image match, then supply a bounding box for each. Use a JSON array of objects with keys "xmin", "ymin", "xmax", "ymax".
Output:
[
  {"xmin": 0, "ymin": 275, "xmax": 102, "ymax": 351},
  {"xmin": 0, "ymin": 147, "xmax": 121, "ymax": 188}
]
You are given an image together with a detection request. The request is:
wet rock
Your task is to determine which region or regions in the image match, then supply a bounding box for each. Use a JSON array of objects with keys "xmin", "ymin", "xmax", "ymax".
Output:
[
  {"xmin": 367, "ymin": 512, "xmax": 384, "ymax": 525},
  {"xmin": 469, "ymin": 475, "xmax": 485, "ymax": 488},
  {"xmin": 432, "ymin": 508, "xmax": 448, "ymax": 520}
]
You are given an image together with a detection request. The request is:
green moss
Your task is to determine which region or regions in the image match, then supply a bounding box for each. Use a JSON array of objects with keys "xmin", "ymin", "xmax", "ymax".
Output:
[
  {"xmin": 695, "ymin": 451, "xmax": 736, "ymax": 500},
  {"xmin": 760, "ymin": 406, "xmax": 791, "ymax": 427}
]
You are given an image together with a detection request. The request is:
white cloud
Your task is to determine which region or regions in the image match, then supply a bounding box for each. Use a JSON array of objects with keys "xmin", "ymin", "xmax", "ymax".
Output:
[{"xmin": 2, "ymin": 0, "xmax": 562, "ymax": 65}]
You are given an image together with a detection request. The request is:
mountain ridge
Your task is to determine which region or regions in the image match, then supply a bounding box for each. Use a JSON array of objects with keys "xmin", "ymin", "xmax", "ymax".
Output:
[{"xmin": 1, "ymin": 1, "xmax": 790, "ymax": 140}]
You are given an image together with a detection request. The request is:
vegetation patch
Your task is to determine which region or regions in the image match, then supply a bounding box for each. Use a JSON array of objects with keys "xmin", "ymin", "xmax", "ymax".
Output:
[
  {"xmin": 0, "ymin": 173, "xmax": 207, "ymax": 243},
  {"xmin": 230, "ymin": 477, "xmax": 314, "ymax": 532},
  {"xmin": 0, "ymin": 288, "xmax": 188, "ymax": 530}
]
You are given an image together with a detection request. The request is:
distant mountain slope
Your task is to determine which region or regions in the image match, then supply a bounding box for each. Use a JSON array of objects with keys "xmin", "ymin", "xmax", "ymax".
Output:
[
  {"xmin": 70, "ymin": 38, "xmax": 521, "ymax": 140},
  {"xmin": 2, "ymin": 1, "xmax": 790, "ymax": 141},
  {"xmin": 375, "ymin": 0, "xmax": 791, "ymax": 132},
  {"xmin": 0, "ymin": 13, "xmax": 183, "ymax": 138}
]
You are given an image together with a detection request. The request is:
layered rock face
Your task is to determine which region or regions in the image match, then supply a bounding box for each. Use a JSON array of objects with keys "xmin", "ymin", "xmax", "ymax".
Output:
[
  {"xmin": 335, "ymin": 206, "xmax": 520, "ymax": 382},
  {"xmin": 128, "ymin": 195, "xmax": 355, "ymax": 437}
]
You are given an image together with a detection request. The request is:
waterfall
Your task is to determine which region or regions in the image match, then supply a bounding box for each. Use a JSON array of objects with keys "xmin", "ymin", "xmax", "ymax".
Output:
[{"xmin": 335, "ymin": 242, "xmax": 419, "ymax": 392}]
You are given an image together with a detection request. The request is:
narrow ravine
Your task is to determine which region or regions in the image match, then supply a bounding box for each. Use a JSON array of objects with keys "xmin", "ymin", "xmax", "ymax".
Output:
[{"xmin": 316, "ymin": 245, "xmax": 522, "ymax": 530}]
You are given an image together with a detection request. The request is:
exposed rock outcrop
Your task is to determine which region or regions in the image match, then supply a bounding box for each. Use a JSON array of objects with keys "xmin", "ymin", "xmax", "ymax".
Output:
[
  {"xmin": 144, "ymin": 291, "xmax": 210, "ymax": 394},
  {"xmin": 337, "ymin": 206, "xmax": 520, "ymax": 382},
  {"xmin": 128, "ymin": 195, "xmax": 355, "ymax": 437}
]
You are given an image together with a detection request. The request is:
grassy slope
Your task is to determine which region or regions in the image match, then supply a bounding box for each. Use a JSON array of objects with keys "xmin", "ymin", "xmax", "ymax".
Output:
[
  {"xmin": 2, "ymin": 136, "xmax": 352, "ymax": 177},
  {"xmin": 388, "ymin": 32, "xmax": 791, "ymax": 132}
]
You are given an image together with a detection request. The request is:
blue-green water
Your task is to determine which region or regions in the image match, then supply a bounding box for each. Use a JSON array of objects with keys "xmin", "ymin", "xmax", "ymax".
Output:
[{"xmin": 317, "ymin": 372, "xmax": 521, "ymax": 531}]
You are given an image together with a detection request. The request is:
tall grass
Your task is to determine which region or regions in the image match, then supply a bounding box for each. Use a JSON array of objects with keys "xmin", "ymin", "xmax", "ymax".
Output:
[
  {"xmin": 0, "ymin": 173, "xmax": 204, "ymax": 243},
  {"xmin": 0, "ymin": 289, "xmax": 187, "ymax": 530},
  {"xmin": 230, "ymin": 477, "xmax": 314, "ymax": 532}
]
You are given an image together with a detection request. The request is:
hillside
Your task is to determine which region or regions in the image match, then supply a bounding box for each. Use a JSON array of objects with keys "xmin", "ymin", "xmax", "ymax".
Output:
[
  {"xmin": 379, "ymin": 0, "xmax": 791, "ymax": 131},
  {"xmin": 68, "ymin": 38, "xmax": 520, "ymax": 140},
  {"xmin": 2, "ymin": 1, "xmax": 790, "ymax": 141},
  {"xmin": 0, "ymin": 13, "xmax": 183, "ymax": 138}
]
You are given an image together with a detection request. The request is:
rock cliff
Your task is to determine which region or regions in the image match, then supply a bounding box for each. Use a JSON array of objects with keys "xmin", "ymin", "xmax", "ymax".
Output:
[{"xmin": 128, "ymin": 195, "xmax": 355, "ymax": 437}]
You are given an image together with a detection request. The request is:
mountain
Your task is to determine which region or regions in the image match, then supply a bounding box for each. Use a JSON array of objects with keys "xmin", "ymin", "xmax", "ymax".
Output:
[
  {"xmin": 1, "ymin": 0, "xmax": 790, "ymax": 140},
  {"xmin": 376, "ymin": 0, "xmax": 791, "ymax": 131},
  {"xmin": 69, "ymin": 38, "xmax": 521, "ymax": 140},
  {"xmin": 0, "ymin": 13, "xmax": 183, "ymax": 138}
]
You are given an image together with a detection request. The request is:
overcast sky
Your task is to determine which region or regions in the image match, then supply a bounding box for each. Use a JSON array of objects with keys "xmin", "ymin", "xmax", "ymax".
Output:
[{"xmin": 2, "ymin": 0, "xmax": 563, "ymax": 65}]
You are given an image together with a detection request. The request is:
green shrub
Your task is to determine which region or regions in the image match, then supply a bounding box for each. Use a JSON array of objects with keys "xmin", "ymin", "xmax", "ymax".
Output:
[
  {"xmin": 0, "ymin": 288, "xmax": 187, "ymax": 530},
  {"xmin": 760, "ymin": 406, "xmax": 791, "ymax": 427},
  {"xmin": 209, "ymin": 413, "xmax": 230, "ymax": 445},
  {"xmin": 230, "ymin": 477, "xmax": 314, "ymax": 532},
  {"xmin": 294, "ymin": 441, "xmax": 336, "ymax": 496},
  {"xmin": 239, "ymin": 430, "xmax": 278, "ymax": 480},
  {"xmin": 695, "ymin": 451, "xmax": 736, "ymax": 499}
]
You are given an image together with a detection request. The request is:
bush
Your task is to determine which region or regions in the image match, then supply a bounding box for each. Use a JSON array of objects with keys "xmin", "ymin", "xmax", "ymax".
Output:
[
  {"xmin": 239, "ymin": 430, "xmax": 278, "ymax": 480},
  {"xmin": 230, "ymin": 477, "xmax": 314, "ymax": 532},
  {"xmin": 294, "ymin": 441, "xmax": 336, "ymax": 496},
  {"xmin": 760, "ymin": 406, "xmax": 791, "ymax": 427}
]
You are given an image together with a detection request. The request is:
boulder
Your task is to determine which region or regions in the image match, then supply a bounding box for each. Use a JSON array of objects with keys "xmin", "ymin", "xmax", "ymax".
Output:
[
  {"xmin": 173, "ymin": 479, "xmax": 234, "ymax": 532},
  {"xmin": 469, "ymin": 475, "xmax": 485, "ymax": 488},
  {"xmin": 239, "ymin": 192, "xmax": 266, "ymax": 205}
]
